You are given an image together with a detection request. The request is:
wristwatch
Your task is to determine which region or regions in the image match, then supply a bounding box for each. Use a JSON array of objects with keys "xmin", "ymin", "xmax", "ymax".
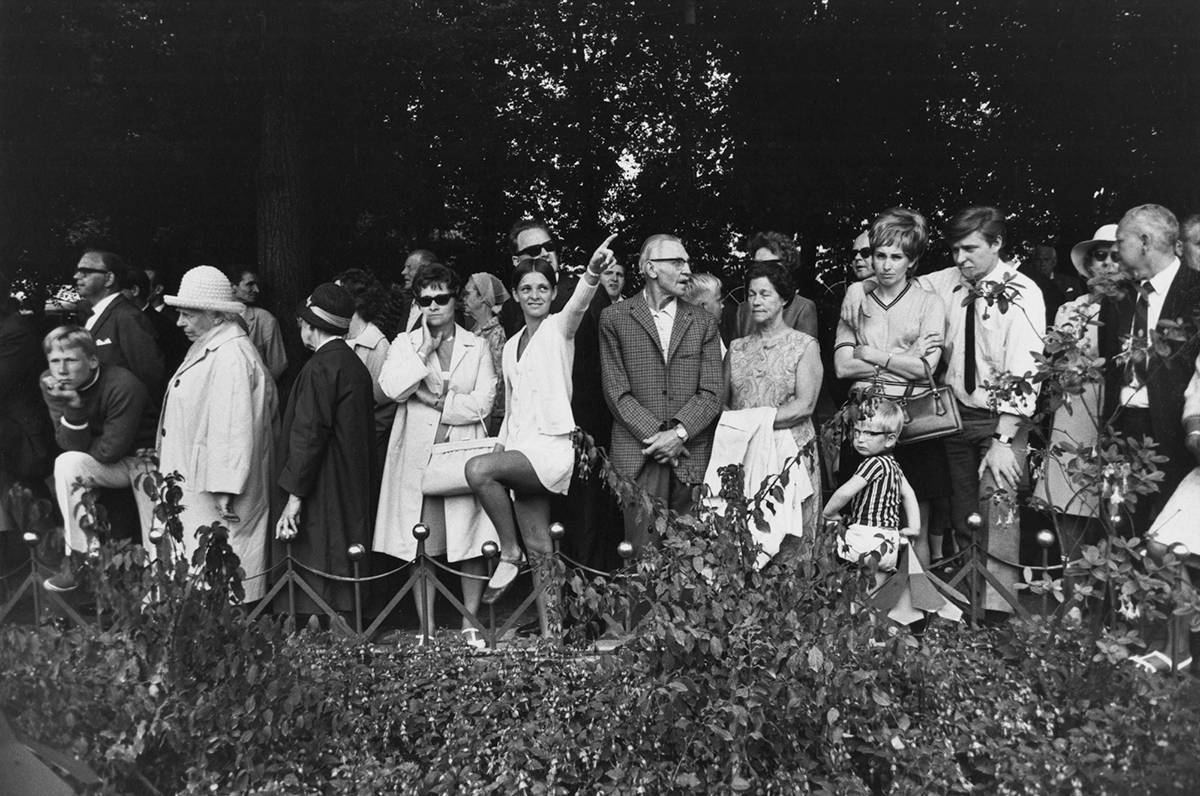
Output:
[
  {"xmin": 674, "ymin": 424, "xmax": 689, "ymax": 442},
  {"xmin": 991, "ymin": 432, "xmax": 1014, "ymax": 446}
]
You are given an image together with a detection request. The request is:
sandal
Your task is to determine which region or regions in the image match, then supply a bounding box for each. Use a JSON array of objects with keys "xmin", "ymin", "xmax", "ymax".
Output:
[
  {"xmin": 461, "ymin": 627, "xmax": 485, "ymax": 649},
  {"xmin": 482, "ymin": 557, "xmax": 521, "ymax": 605}
]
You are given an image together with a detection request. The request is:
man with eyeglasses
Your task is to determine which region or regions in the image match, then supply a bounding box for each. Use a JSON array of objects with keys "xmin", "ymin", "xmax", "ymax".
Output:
[
  {"xmin": 1097, "ymin": 204, "xmax": 1200, "ymax": 532},
  {"xmin": 600, "ymin": 234, "xmax": 723, "ymax": 549},
  {"xmin": 72, "ymin": 250, "xmax": 164, "ymax": 399}
]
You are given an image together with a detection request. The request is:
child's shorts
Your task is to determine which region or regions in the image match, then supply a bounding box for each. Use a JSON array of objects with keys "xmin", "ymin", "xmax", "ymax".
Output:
[{"xmin": 837, "ymin": 524, "xmax": 901, "ymax": 571}]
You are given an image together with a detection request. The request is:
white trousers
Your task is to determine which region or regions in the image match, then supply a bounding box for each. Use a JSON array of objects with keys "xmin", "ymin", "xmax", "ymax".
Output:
[{"xmin": 53, "ymin": 451, "xmax": 156, "ymax": 555}]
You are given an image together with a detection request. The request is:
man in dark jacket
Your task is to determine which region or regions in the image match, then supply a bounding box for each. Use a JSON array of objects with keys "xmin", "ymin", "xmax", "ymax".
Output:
[
  {"xmin": 40, "ymin": 326, "xmax": 158, "ymax": 591},
  {"xmin": 1099, "ymin": 204, "xmax": 1200, "ymax": 532},
  {"xmin": 122, "ymin": 267, "xmax": 188, "ymax": 376},
  {"xmin": 273, "ymin": 283, "xmax": 374, "ymax": 617},
  {"xmin": 73, "ymin": 250, "xmax": 165, "ymax": 399}
]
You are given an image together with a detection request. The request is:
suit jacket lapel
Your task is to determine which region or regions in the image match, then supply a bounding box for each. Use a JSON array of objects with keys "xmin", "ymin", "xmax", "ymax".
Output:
[
  {"xmin": 89, "ymin": 294, "xmax": 123, "ymax": 334},
  {"xmin": 449, "ymin": 327, "xmax": 472, "ymax": 374},
  {"xmin": 630, "ymin": 295, "xmax": 661, "ymax": 353},
  {"xmin": 666, "ymin": 303, "xmax": 694, "ymax": 364}
]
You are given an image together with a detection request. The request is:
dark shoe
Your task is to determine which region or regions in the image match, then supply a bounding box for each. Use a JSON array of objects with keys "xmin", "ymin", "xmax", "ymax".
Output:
[
  {"xmin": 482, "ymin": 558, "xmax": 521, "ymax": 605},
  {"xmin": 43, "ymin": 559, "xmax": 78, "ymax": 593}
]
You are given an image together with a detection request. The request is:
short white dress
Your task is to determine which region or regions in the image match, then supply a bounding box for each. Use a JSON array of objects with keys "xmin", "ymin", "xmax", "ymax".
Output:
[{"xmin": 499, "ymin": 285, "xmax": 594, "ymax": 494}]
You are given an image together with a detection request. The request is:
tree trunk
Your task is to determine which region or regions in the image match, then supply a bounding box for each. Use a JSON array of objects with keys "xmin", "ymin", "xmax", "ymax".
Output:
[{"xmin": 257, "ymin": 0, "xmax": 312, "ymax": 383}]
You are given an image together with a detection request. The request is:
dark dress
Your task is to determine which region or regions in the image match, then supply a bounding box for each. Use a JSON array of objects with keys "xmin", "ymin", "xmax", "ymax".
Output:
[{"xmin": 273, "ymin": 339, "xmax": 375, "ymax": 614}]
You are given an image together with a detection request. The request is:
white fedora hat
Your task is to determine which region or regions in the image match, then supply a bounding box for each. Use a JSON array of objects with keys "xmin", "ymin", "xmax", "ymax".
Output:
[{"xmin": 164, "ymin": 265, "xmax": 246, "ymax": 314}]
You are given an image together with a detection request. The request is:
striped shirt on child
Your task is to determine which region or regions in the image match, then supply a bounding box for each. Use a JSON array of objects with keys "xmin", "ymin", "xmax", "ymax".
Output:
[{"xmin": 849, "ymin": 453, "xmax": 903, "ymax": 529}]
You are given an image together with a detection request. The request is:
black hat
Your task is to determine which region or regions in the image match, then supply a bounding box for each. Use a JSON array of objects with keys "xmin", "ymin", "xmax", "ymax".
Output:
[{"xmin": 298, "ymin": 283, "xmax": 353, "ymax": 335}]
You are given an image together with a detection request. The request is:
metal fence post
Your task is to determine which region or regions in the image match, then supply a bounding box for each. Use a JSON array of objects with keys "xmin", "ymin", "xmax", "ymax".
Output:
[
  {"xmin": 412, "ymin": 523, "xmax": 430, "ymax": 646},
  {"xmin": 965, "ymin": 512, "xmax": 983, "ymax": 626},
  {"xmin": 347, "ymin": 543, "xmax": 366, "ymax": 637},
  {"xmin": 617, "ymin": 540, "xmax": 635, "ymax": 631},
  {"xmin": 1035, "ymin": 528, "xmax": 1055, "ymax": 617},
  {"xmin": 22, "ymin": 532, "xmax": 40, "ymax": 624},
  {"xmin": 481, "ymin": 541, "xmax": 499, "ymax": 648}
]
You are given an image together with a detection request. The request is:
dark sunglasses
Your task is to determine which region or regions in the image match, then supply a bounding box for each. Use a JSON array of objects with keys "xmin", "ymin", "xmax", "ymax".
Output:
[
  {"xmin": 415, "ymin": 293, "xmax": 455, "ymax": 307},
  {"xmin": 1091, "ymin": 248, "xmax": 1118, "ymax": 262},
  {"xmin": 75, "ymin": 266, "xmax": 109, "ymax": 275},
  {"xmin": 852, "ymin": 247, "xmax": 872, "ymax": 260},
  {"xmin": 515, "ymin": 239, "xmax": 560, "ymax": 259}
]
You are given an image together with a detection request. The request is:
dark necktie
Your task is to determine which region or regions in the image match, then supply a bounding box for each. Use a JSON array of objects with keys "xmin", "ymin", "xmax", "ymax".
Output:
[
  {"xmin": 964, "ymin": 293, "xmax": 977, "ymax": 393},
  {"xmin": 1127, "ymin": 280, "xmax": 1154, "ymax": 388}
]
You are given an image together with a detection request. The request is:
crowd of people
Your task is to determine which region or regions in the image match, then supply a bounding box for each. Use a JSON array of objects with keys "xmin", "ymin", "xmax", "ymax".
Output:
[{"xmin": 3, "ymin": 203, "xmax": 1200, "ymax": 639}]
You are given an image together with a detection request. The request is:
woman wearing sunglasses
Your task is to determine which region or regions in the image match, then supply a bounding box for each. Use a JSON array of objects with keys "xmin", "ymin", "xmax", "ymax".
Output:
[
  {"xmin": 1038, "ymin": 224, "xmax": 1121, "ymax": 569},
  {"xmin": 466, "ymin": 234, "xmax": 618, "ymax": 635},
  {"xmin": 372, "ymin": 263, "xmax": 498, "ymax": 647}
]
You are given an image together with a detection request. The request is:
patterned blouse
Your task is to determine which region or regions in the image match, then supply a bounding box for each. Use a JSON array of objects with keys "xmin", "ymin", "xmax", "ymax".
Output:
[{"xmin": 474, "ymin": 316, "xmax": 507, "ymax": 426}]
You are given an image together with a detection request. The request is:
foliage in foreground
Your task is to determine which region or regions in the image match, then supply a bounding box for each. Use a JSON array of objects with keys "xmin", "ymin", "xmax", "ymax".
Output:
[{"xmin": 3, "ymin": 476, "xmax": 1200, "ymax": 794}]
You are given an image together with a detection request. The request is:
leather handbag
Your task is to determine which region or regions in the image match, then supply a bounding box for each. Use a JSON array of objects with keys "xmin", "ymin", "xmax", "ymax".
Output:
[
  {"xmin": 421, "ymin": 436, "xmax": 500, "ymax": 496},
  {"xmin": 421, "ymin": 400, "xmax": 499, "ymax": 496},
  {"xmin": 893, "ymin": 361, "xmax": 961, "ymax": 446}
]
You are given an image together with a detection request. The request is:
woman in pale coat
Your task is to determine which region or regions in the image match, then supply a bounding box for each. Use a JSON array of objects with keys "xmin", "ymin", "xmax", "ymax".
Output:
[
  {"xmin": 1039, "ymin": 224, "xmax": 1119, "ymax": 562},
  {"xmin": 159, "ymin": 265, "xmax": 278, "ymax": 602},
  {"xmin": 372, "ymin": 263, "xmax": 497, "ymax": 646}
]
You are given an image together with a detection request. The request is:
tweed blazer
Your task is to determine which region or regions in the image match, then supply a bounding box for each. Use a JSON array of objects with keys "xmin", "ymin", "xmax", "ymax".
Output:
[
  {"xmin": 600, "ymin": 293, "xmax": 723, "ymax": 484},
  {"xmin": 89, "ymin": 293, "xmax": 165, "ymax": 399},
  {"xmin": 1098, "ymin": 262, "xmax": 1200, "ymax": 494}
]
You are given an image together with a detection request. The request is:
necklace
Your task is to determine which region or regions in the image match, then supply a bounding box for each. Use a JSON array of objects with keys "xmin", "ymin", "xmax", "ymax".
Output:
[{"xmin": 759, "ymin": 327, "xmax": 789, "ymax": 348}]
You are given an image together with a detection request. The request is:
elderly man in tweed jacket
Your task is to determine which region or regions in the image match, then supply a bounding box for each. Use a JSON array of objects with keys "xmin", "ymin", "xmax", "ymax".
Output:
[{"xmin": 600, "ymin": 234, "xmax": 723, "ymax": 549}]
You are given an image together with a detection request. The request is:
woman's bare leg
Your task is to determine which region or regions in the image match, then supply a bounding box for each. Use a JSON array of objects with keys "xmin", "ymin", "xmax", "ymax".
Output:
[
  {"xmin": 514, "ymin": 493, "xmax": 553, "ymax": 636},
  {"xmin": 466, "ymin": 451, "xmax": 545, "ymax": 561}
]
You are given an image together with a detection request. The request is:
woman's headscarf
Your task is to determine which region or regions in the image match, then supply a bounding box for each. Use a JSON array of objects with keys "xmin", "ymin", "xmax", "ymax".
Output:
[{"xmin": 468, "ymin": 272, "xmax": 510, "ymax": 316}]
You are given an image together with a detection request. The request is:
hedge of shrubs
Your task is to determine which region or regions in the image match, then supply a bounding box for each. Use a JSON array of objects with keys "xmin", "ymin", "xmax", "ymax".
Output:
[{"xmin": 3, "ymin": 483, "xmax": 1200, "ymax": 794}]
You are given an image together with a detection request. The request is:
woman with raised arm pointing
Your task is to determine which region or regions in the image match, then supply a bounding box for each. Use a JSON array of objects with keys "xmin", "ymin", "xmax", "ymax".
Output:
[{"xmin": 466, "ymin": 234, "xmax": 616, "ymax": 634}]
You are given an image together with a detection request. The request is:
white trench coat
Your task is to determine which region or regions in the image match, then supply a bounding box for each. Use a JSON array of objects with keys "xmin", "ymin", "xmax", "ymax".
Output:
[
  {"xmin": 157, "ymin": 322, "xmax": 278, "ymax": 601},
  {"xmin": 372, "ymin": 324, "xmax": 498, "ymax": 562}
]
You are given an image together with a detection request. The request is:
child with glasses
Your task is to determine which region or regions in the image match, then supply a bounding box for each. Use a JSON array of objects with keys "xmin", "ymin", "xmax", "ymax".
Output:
[{"xmin": 823, "ymin": 398, "xmax": 919, "ymax": 570}]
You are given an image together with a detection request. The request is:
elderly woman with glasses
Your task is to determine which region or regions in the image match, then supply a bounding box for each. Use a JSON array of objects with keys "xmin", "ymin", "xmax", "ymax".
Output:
[
  {"xmin": 1037, "ymin": 224, "xmax": 1121, "ymax": 565},
  {"xmin": 372, "ymin": 263, "xmax": 498, "ymax": 646}
]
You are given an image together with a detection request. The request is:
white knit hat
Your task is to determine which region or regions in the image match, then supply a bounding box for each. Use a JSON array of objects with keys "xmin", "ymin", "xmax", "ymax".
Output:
[{"xmin": 164, "ymin": 265, "xmax": 246, "ymax": 313}]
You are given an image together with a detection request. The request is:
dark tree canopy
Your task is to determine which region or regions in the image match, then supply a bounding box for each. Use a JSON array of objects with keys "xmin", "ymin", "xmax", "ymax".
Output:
[{"xmin": 3, "ymin": 0, "xmax": 1197, "ymax": 312}]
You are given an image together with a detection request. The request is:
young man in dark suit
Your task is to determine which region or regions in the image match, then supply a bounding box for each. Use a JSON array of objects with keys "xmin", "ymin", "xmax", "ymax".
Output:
[
  {"xmin": 600, "ymin": 233, "xmax": 723, "ymax": 549},
  {"xmin": 1100, "ymin": 204, "xmax": 1200, "ymax": 532}
]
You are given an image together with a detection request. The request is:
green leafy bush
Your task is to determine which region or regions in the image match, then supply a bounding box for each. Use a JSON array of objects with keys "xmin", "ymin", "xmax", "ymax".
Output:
[{"xmin": 3, "ymin": 463, "xmax": 1200, "ymax": 794}]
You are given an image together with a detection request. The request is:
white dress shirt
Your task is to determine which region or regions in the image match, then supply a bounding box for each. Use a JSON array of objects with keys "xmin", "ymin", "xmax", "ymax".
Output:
[
  {"xmin": 1119, "ymin": 257, "xmax": 1181, "ymax": 408},
  {"xmin": 920, "ymin": 263, "xmax": 1046, "ymax": 417},
  {"xmin": 644, "ymin": 291, "xmax": 676, "ymax": 358},
  {"xmin": 84, "ymin": 293, "xmax": 118, "ymax": 331}
]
